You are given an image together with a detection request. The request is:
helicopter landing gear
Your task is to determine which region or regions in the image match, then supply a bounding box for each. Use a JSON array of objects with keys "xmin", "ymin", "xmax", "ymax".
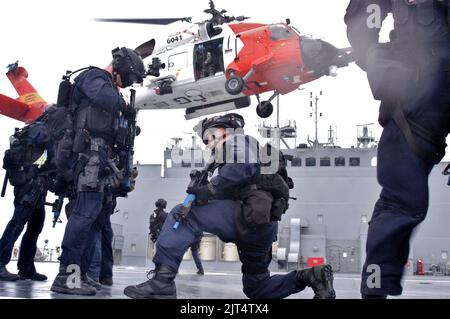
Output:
[
  {"xmin": 225, "ymin": 76, "xmax": 244, "ymax": 95},
  {"xmin": 257, "ymin": 101, "xmax": 274, "ymax": 118},
  {"xmin": 256, "ymin": 92, "xmax": 279, "ymax": 118},
  {"xmin": 225, "ymin": 67, "xmax": 256, "ymax": 96}
]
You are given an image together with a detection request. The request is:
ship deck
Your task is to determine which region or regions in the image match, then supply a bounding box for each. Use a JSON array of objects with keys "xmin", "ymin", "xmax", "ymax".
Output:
[{"xmin": 1, "ymin": 261, "xmax": 450, "ymax": 299}]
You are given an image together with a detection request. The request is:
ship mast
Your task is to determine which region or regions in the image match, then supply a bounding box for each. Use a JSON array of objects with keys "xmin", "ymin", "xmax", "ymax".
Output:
[{"xmin": 308, "ymin": 90, "xmax": 323, "ymax": 148}]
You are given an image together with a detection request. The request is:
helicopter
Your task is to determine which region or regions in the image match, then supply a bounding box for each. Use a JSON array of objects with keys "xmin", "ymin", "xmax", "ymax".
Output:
[
  {"xmin": 0, "ymin": 61, "xmax": 47, "ymax": 123},
  {"xmin": 99, "ymin": 0, "xmax": 355, "ymax": 119},
  {"xmin": 0, "ymin": 1, "xmax": 354, "ymax": 124}
]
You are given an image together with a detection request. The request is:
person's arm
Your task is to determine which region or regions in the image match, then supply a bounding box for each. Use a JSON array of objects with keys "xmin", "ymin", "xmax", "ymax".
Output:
[
  {"xmin": 75, "ymin": 69, "xmax": 124, "ymax": 112},
  {"xmin": 187, "ymin": 136, "xmax": 259, "ymax": 203},
  {"xmin": 210, "ymin": 164, "xmax": 259, "ymax": 191},
  {"xmin": 210, "ymin": 136, "xmax": 259, "ymax": 192},
  {"xmin": 344, "ymin": 0, "xmax": 391, "ymax": 70}
]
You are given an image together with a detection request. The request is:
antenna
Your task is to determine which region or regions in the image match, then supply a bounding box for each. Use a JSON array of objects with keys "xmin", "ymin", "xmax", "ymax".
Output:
[
  {"xmin": 170, "ymin": 137, "xmax": 183, "ymax": 149},
  {"xmin": 356, "ymin": 123, "xmax": 376, "ymax": 148},
  {"xmin": 335, "ymin": 125, "xmax": 338, "ymax": 146},
  {"xmin": 327, "ymin": 126, "xmax": 334, "ymax": 146},
  {"xmin": 308, "ymin": 90, "xmax": 323, "ymax": 148}
]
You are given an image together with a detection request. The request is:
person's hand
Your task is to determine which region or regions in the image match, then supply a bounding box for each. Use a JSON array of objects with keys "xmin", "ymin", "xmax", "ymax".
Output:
[
  {"xmin": 122, "ymin": 102, "xmax": 137, "ymax": 119},
  {"xmin": 187, "ymin": 184, "xmax": 213, "ymax": 206}
]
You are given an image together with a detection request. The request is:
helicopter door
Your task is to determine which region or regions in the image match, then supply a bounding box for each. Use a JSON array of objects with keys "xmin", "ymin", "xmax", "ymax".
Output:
[
  {"xmin": 167, "ymin": 51, "xmax": 191, "ymax": 81},
  {"xmin": 194, "ymin": 38, "xmax": 225, "ymax": 81}
]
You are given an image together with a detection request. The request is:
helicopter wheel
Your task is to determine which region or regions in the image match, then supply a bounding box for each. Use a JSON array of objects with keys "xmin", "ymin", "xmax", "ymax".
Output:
[
  {"xmin": 256, "ymin": 101, "xmax": 274, "ymax": 118},
  {"xmin": 225, "ymin": 76, "xmax": 244, "ymax": 95}
]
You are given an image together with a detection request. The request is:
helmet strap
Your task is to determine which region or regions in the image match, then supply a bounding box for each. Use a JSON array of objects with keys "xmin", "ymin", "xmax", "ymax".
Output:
[{"xmin": 112, "ymin": 72, "xmax": 122, "ymax": 88}]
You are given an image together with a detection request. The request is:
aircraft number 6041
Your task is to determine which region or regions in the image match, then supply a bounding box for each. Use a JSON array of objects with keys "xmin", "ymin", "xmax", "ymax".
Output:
[{"xmin": 167, "ymin": 35, "xmax": 183, "ymax": 44}]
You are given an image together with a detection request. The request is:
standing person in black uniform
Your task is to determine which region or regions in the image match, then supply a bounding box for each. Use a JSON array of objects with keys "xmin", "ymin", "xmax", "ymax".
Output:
[
  {"xmin": 189, "ymin": 235, "xmax": 204, "ymax": 275},
  {"xmin": 124, "ymin": 113, "xmax": 335, "ymax": 299},
  {"xmin": 150, "ymin": 199, "xmax": 204, "ymax": 274},
  {"xmin": 0, "ymin": 117, "xmax": 52, "ymax": 281},
  {"xmin": 83, "ymin": 195, "xmax": 116, "ymax": 289},
  {"xmin": 50, "ymin": 47, "xmax": 145, "ymax": 296},
  {"xmin": 149, "ymin": 199, "xmax": 169, "ymax": 243},
  {"xmin": 345, "ymin": 0, "xmax": 450, "ymax": 298}
]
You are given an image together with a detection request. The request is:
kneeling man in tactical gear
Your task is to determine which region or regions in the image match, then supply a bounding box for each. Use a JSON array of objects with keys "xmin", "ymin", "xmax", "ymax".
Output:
[{"xmin": 124, "ymin": 113, "xmax": 335, "ymax": 299}]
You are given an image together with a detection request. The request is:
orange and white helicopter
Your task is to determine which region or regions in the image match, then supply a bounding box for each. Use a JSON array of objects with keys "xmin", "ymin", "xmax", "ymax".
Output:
[
  {"xmin": 0, "ymin": 61, "xmax": 48, "ymax": 124},
  {"xmin": 0, "ymin": 0, "xmax": 354, "ymax": 124},
  {"xmin": 100, "ymin": 0, "xmax": 355, "ymax": 119}
]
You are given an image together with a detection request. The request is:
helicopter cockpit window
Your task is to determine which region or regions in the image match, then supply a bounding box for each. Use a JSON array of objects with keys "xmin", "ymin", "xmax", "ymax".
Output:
[
  {"xmin": 194, "ymin": 38, "xmax": 225, "ymax": 80},
  {"xmin": 270, "ymin": 25, "xmax": 293, "ymax": 41}
]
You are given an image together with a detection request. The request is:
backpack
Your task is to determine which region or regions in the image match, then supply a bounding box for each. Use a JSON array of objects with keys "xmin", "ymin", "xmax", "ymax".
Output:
[
  {"xmin": 3, "ymin": 119, "xmax": 50, "ymax": 187},
  {"xmin": 257, "ymin": 143, "xmax": 294, "ymax": 222},
  {"xmin": 47, "ymin": 67, "xmax": 94, "ymax": 182},
  {"xmin": 237, "ymin": 140, "xmax": 294, "ymax": 230}
]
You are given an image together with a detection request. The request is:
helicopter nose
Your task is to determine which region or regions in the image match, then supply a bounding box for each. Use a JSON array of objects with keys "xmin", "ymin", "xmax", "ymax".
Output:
[{"xmin": 300, "ymin": 37, "xmax": 342, "ymax": 78}]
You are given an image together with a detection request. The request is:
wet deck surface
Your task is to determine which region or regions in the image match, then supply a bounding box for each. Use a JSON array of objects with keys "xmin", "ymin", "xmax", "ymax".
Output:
[{"xmin": 1, "ymin": 262, "xmax": 450, "ymax": 299}]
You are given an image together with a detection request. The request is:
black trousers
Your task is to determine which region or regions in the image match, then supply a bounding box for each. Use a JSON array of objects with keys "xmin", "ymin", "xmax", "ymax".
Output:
[
  {"xmin": 361, "ymin": 67, "xmax": 450, "ymax": 296},
  {"xmin": 0, "ymin": 186, "xmax": 46, "ymax": 275}
]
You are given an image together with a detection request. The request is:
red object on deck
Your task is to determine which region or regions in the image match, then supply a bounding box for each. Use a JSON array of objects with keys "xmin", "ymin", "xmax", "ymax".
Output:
[
  {"xmin": 307, "ymin": 257, "xmax": 325, "ymax": 267},
  {"xmin": 416, "ymin": 258, "xmax": 425, "ymax": 276}
]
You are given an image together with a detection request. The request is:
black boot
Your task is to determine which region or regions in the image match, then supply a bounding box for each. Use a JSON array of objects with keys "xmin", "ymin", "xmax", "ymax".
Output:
[
  {"xmin": 50, "ymin": 266, "xmax": 97, "ymax": 296},
  {"xmin": 197, "ymin": 268, "xmax": 204, "ymax": 275},
  {"xmin": 362, "ymin": 294, "xmax": 387, "ymax": 299},
  {"xmin": 124, "ymin": 265, "xmax": 177, "ymax": 299},
  {"xmin": 82, "ymin": 274, "xmax": 102, "ymax": 291},
  {"xmin": 296, "ymin": 264, "xmax": 336, "ymax": 299},
  {"xmin": 0, "ymin": 266, "xmax": 19, "ymax": 282},
  {"xmin": 99, "ymin": 277, "xmax": 113, "ymax": 286},
  {"xmin": 19, "ymin": 272, "xmax": 48, "ymax": 281}
]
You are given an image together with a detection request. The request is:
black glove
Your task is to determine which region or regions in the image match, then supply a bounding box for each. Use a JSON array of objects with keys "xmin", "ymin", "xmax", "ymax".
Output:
[{"xmin": 187, "ymin": 183, "xmax": 215, "ymax": 206}]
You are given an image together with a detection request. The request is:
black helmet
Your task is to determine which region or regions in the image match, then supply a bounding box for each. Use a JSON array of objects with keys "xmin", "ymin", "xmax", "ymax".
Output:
[
  {"xmin": 112, "ymin": 47, "xmax": 146, "ymax": 87},
  {"xmin": 194, "ymin": 113, "xmax": 245, "ymax": 144},
  {"xmin": 155, "ymin": 198, "xmax": 167, "ymax": 209}
]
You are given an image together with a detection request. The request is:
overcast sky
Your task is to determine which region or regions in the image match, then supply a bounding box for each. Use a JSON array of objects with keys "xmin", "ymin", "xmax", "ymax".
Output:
[
  {"xmin": 0, "ymin": 0, "xmax": 389, "ymax": 159},
  {"xmin": 0, "ymin": 0, "xmax": 447, "ymax": 249}
]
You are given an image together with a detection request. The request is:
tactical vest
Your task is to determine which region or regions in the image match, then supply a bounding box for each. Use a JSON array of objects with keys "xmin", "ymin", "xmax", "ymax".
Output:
[
  {"xmin": 3, "ymin": 120, "xmax": 49, "ymax": 187},
  {"xmin": 72, "ymin": 69, "xmax": 120, "ymax": 146},
  {"xmin": 49, "ymin": 67, "xmax": 120, "ymax": 179},
  {"xmin": 391, "ymin": 0, "xmax": 449, "ymax": 45},
  {"xmin": 219, "ymin": 136, "xmax": 294, "ymax": 229},
  {"xmin": 257, "ymin": 143, "xmax": 294, "ymax": 222}
]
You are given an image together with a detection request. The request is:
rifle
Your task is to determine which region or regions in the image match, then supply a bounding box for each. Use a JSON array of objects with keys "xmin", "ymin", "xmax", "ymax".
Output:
[
  {"xmin": 173, "ymin": 160, "xmax": 220, "ymax": 230},
  {"xmin": 1, "ymin": 170, "xmax": 9, "ymax": 198},
  {"xmin": 45, "ymin": 194, "xmax": 64, "ymax": 228},
  {"xmin": 120, "ymin": 89, "xmax": 138, "ymax": 194}
]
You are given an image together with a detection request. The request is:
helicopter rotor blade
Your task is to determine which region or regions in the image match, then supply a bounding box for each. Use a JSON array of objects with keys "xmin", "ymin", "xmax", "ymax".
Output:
[{"xmin": 96, "ymin": 17, "xmax": 191, "ymax": 25}]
